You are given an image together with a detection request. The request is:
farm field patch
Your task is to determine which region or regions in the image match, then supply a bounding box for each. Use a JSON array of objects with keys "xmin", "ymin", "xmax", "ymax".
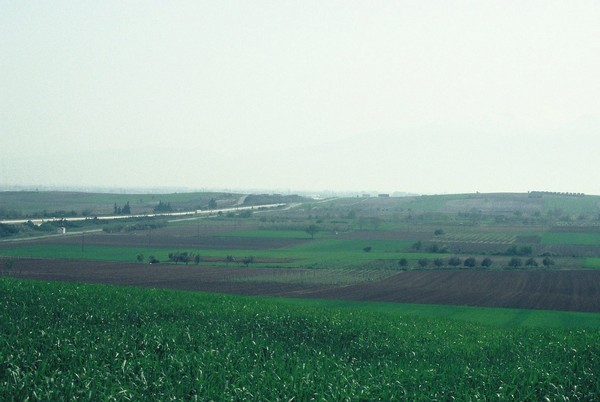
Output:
[
  {"xmin": 541, "ymin": 232, "xmax": 600, "ymax": 245},
  {"xmin": 218, "ymin": 229, "xmax": 317, "ymax": 239},
  {"xmin": 0, "ymin": 190, "xmax": 243, "ymax": 217},
  {"xmin": 0, "ymin": 233, "xmax": 419, "ymax": 268},
  {"xmin": 4, "ymin": 192, "xmax": 600, "ymax": 301},
  {"xmin": 4, "ymin": 258, "xmax": 600, "ymax": 312},
  {"xmin": 3, "ymin": 192, "xmax": 600, "ymax": 399},
  {"xmin": 436, "ymin": 231, "xmax": 517, "ymax": 244},
  {"xmin": 1, "ymin": 277, "xmax": 597, "ymax": 400},
  {"xmin": 584, "ymin": 258, "xmax": 600, "ymax": 269}
]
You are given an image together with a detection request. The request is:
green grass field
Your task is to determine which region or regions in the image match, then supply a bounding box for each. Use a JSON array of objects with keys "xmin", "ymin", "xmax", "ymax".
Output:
[
  {"xmin": 584, "ymin": 258, "xmax": 600, "ymax": 269},
  {"xmin": 1, "ymin": 278, "xmax": 598, "ymax": 400},
  {"xmin": 0, "ymin": 238, "xmax": 434, "ymax": 269},
  {"xmin": 541, "ymin": 232, "xmax": 600, "ymax": 245}
]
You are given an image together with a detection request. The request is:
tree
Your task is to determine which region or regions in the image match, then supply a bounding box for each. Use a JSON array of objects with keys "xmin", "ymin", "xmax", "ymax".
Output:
[
  {"xmin": 542, "ymin": 257, "xmax": 555, "ymax": 267},
  {"xmin": 363, "ymin": 246, "xmax": 372, "ymax": 253},
  {"xmin": 412, "ymin": 240, "xmax": 422, "ymax": 251},
  {"xmin": 428, "ymin": 244, "xmax": 439, "ymax": 253},
  {"xmin": 518, "ymin": 245, "xmax": 533, "ymax": 256},
  {"xmin": 208, "ymin": 198, "xmax": 217, "ymax": 210},
  {"xmin": 181, "ymin": 252, "xmax": 190, "ymax": 265},
  {"xmin": 154, "ymin": 201, "xmax": 173, "ymax": 213},
  {"xmin": 417, "ymin": 258, "xmax": 429, "ymax": 267},
  {"xmin": 507, "ymin": 245, "xmax": 533, "ymax": 256},
  {"xmin": 433, "ymin": 258, "xmax": 445, "ymax": 267},
  {"xmin": 525, "ymin": 257, "xmax": 538, "ymax": 267},
  {"xmin": 239, "ymin": 210, "xmax": 252, "ymax": 218},
  {"xmin": 448, "ymin": 256, "xmax": 462, "ymax": 267},
  {"xmin": 305, "ymin": 224, "xmax": 319, "ymax": 239},
  {"xmin": 194, "ymin": 255, "xmax": 202, "ymax": 264},
  {"xmin": 122, "ymin": 201, "xmax": 131, "ymax": 215},
  {"xmin": 398, "ymin": 258, "xmax": 408, "ymax": 269},
  {"xmin": 148, "ymin": 256, "xmax": 159, "ymax": 264},
  {"xmin": 434, "ymin": 228, "xmax": 444, "ymax": 236},
  {"xmin": 508, "ymin": 257, "xmax": 523, "ymax": 268},
  {"xmin": 136, "ymin": 254, "xmax": 144, "ymax": 263},
  {"xmin": 242, "ymin": 256, "xmax": 254, "ymax": 267},
  {"xmin": 481, "ymin": 257, "xmax": 493, "ymax": 268},
  {"xmin": 464, "ymin": 257, "xmax": 477, "ymax": 267},
  {"xmin": 169, "ymin": 252, "xmax": 190, "ymax": 264}
]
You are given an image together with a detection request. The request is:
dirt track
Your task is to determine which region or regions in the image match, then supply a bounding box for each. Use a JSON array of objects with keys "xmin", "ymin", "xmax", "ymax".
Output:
[{"xmin": 4, "ymin": 258, "xmax": 600, "ymax": 312}]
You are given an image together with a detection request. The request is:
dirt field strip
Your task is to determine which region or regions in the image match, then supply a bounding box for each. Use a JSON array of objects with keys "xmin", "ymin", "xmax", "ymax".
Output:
[{"xmin": 4, "ymin": 258, "xmax": 600, "ymax": 313}]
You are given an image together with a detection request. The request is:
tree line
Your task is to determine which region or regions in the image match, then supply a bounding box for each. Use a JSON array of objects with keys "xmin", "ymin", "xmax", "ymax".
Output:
[{"xmin": 399, "ymin": 256, "xmax": 555, "ymax": 269}]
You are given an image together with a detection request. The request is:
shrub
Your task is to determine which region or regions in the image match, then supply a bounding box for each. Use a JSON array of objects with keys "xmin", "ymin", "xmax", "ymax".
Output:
[{"xmin": 464, "ymin": 257, "xmax": 477, "ymax": 267}]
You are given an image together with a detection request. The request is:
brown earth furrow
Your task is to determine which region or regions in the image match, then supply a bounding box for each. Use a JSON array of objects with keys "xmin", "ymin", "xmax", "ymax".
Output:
[{"xmin": 3, "ymin": 258, "xmax": 600, "ymax": 312}]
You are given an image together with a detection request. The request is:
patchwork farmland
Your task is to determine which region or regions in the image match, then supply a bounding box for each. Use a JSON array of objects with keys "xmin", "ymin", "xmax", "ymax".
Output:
[{"xmin": 1, "ymin": 191, "xmax": 599, "ymax": 399}]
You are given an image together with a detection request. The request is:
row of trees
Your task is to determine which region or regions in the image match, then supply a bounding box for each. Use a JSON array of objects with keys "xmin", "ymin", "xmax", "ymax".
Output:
[
  {"xmin": 137, "ymin": 253, "xmax": 255, "ymax": 267},
  {"xmin": 153, "ymin": 201, "xmax": 173, "ymax": 213},
  {"xmin": 528, "ymin": 191, "xmax": 585, "ymax": 198},
  {"xmin": 113, "ymin": 202, "xmax": 131, "ymax": 215},
  {"xmin": 399, "ymin": 256, "xmax": 555, "ymax": 269},
  {"xmin": 411, "ymin": 241, "xmax": 538, "ymax": 257}
]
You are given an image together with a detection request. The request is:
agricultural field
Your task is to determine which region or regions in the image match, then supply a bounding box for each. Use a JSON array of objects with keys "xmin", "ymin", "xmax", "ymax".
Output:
[
  {"xmin": 1, "ymin": 278, "xmax": 598, "ymax": 400},
  {"xmin": 1, "ymin": 191, "xmax": 600, "ymax": 398},
  {"xmin": 2, "ymin": 192, "xmax": 600, "ymax": 305},
  {"xmin": 0, "ymin": 190, "xmax": 306, "ymax": 219}
]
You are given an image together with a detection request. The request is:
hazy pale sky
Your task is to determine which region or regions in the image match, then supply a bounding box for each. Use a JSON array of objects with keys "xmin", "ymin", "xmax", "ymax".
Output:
[{"xmin": 1, "ymin": 1, "xmax": 599, "ymax": 194}]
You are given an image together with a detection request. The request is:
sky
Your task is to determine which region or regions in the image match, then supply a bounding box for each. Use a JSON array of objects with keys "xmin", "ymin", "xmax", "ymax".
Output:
[{"xmin": 1, "ymin": 1, "xmax": 599, "ymax": 195}]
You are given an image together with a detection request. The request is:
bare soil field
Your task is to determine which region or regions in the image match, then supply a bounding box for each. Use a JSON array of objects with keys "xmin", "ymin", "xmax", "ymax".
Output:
[{"xmin": 5, "ymin": 258, "xmax": 600, "ymax": 312}]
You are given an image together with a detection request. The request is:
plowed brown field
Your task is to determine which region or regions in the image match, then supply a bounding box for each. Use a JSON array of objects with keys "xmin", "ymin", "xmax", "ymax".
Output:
[{"xmin": 5, "ymin": 258, "xmax": 600, "ymax": 312}]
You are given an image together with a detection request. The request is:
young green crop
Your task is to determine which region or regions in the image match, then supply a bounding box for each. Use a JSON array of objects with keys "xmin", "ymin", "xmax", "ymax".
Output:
[
  {"xmin": 541, "ymin": 232, "xmax": 600, "ymax": 245},
  {"xmin": 0, "ymin": 239, "xmax": 427, "ymax": 269},
  {"xmin": 1, "ymin": 278, "xmax": 598, "ymax": 400}
]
